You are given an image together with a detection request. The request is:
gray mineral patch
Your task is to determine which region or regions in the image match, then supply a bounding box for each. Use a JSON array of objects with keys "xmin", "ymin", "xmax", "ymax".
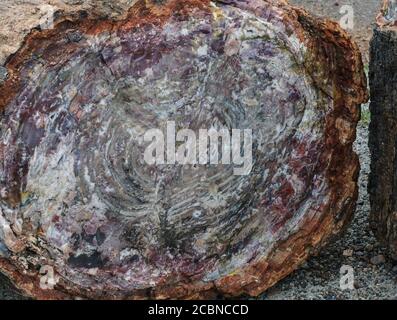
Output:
[{"xmin": 0, "ymin": 66, "xmax": 7, "ymax": 83}]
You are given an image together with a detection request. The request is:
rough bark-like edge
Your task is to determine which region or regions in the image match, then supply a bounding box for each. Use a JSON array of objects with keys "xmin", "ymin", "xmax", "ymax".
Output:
[
  {"xmin": 0, "ymin": 0, "xmax": 368, "ymax": 299},
  {"xmin": 368, "ymin": 3, "xmax": 397, "ymax": 260}
]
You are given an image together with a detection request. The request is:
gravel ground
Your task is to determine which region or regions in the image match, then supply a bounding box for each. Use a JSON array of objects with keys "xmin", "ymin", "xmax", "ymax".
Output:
[
  {"xmin": 0, "ymin": 273, "xmax": 26, "ymax": 300},
  {"xmin": 1, "ymin": 0, "xmax": 396, "ymax": 300}
]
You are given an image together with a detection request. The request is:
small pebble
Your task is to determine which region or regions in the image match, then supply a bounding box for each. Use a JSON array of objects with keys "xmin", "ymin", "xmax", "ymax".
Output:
[
  {"xmin": 343, "ymin": 249, "xmax": 353, "ymax": 257},
  {"xmin": 370, "ymin": 255, "xmax": 386, "ymax": 265}
]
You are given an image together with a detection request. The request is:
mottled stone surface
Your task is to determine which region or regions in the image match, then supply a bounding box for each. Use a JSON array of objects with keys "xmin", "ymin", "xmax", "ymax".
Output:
[
  {"xmin": 0, "ymin": 0, "xmax": 367, "ymax": 299},
  {"xmin": 0, "ymin": 0, "xmax": 138, "ymax": 66},
  {"xmin": 369, "ymin": 0, "xmax": 397, "ymax": 261},
  {"xmin": 377, "ymin": 0, "xmax": 397, "ymax": 27}
]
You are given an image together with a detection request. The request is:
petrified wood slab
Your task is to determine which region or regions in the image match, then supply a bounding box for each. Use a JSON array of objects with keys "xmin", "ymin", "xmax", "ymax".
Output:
[
  {"xmin": 369, "ymin": 0, "xmax": 397, "ymax": 261},
  {"xmin": 0, "ymin": 0, "xmax": 367, "ymax": 299}
]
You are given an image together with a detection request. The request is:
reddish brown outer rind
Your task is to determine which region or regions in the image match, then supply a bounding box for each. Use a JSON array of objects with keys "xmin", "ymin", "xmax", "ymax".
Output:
[{"xmin": 0, "ymin": 0, "xmax": 368, "ymax": 299}]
